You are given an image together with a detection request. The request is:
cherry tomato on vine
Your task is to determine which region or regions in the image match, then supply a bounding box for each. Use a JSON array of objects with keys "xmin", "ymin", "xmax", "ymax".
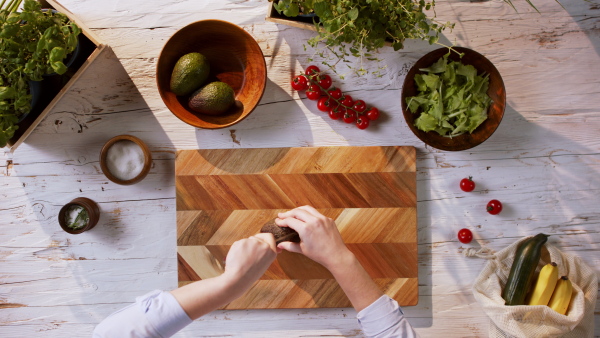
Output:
[
  {"xmin": 342, "ymin": 110, "xmax": 356, "ymax": 124},
  {"xmin": 306, "ymin": 84, "xmax": 322, "ymax": 100},
  {"xmin": 291, "ymin": 75, "xmax": 308, "ymax": 91},
  {"xmin": 328, "ymin": 88, "xmax": 343, "ymax": 100},
  {"xmin": 305, "ymin": 65, "xmax": 320, "ymax": 79},
  {"xmin": 341, "ymin": 95, "xmax": 354, "ymax": 107},
  {"xmin": 318, "ymin": 74, "xmax": 332, "ymax": 89},
  {"xmin": 458, "ymin": 228, "xmax": 473, "ymax": 244},
  {"xmin": 329, "ymin": 106, "xmax": 346, "ymax": 120},
  {"xmin": 486, "ymin": 199, "xmax": 503, "ymax": 215},
  {"xmin": 317, "ymin": 97, "xmax": 337, "ymax": 112},
  {"xmin": 460, "ymin": 177, "xmax": 476, "ymax": 192},
  {"xmin": 352, "ymin": 100, "xmax": 366, "ymax": 113},
  {"xmin": 356, "ymin": 116, "xmax": 370, "ymax": 129},
  {"xmin": 366, "ymin": 107, "xmax": 380, "ymax": 121}
]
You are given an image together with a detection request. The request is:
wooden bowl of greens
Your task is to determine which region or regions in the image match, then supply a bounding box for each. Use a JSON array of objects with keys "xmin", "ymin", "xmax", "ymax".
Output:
[{"xmin": 401, "ymin": 47, "xmax": 506, "ymax": 151}]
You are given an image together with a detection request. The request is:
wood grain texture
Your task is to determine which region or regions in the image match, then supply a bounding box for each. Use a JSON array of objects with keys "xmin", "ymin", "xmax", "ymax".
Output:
[
  {"xmin": 176, "ymin": 146, "xmax": 418, "ymax": 308},
  {"xmin": 156, "ymin": 20, "xmax": 267, "ymax": 129},
  {"xmin": 1, "ymin": 0, "xmax": 599, "ymax": 336}
]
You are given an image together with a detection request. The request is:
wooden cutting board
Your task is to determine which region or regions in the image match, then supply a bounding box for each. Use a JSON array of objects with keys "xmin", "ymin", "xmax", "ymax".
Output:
[{"xmin": 176, "ymin": 146, "xmax": 418, "ymax": 309}]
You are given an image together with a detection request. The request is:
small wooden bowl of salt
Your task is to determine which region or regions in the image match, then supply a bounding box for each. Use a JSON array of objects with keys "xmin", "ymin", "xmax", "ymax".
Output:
[{"xmin": 100, "ymin": 135, "xmax": 152, "ymax": 185}]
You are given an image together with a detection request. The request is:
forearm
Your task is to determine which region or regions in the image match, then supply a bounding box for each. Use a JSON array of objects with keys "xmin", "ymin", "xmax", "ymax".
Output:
[
  {"xmin": 170, "ymin": 272, "xmax": 245, "ymax": 320},
  {"xmin": 329, "ymin": 251, "xmax": 384, "ymax": 312}
]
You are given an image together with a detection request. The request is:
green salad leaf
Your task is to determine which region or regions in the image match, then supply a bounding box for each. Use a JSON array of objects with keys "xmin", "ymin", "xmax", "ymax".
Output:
[{"xmin": 406, "ymin": 54, "xmax": 493, "ymax": 137}]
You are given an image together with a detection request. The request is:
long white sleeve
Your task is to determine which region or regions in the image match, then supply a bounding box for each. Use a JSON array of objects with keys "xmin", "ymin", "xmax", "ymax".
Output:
[
  {"xmin": 93, "ymin": 290, "xmax": 192, "ymax": 338},
  {"xmin": 357, "ymin": 295, "xmax": 418, "ymax": 338}
]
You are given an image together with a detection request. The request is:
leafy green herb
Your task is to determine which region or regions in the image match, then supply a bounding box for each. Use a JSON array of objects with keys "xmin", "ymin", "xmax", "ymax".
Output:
[
  {"xmin": 270, "ymin": 0, "xmax": 454, "ymax": 77},
  {"xmin": 406, "ymin": 53, "xmax": 493, "ymax": 137},
  {"xmin": 66, "ymin": 205, "xmax": 89, "ymax": 230},
  {"xmin": 0, "ymin": 0, "xmax": 81, "ymax": 147}
]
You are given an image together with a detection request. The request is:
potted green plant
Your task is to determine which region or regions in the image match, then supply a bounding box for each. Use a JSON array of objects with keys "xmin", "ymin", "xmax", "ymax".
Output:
[
  {"xmin": 0, "ymin": 0, "xmax": 81, "ymax": 147},
  {"xmin": 269, "ymin": 0, "xmax": 454, "ymax": 76}
]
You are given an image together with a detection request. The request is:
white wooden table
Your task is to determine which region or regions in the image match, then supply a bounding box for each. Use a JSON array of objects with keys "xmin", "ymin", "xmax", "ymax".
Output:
[{"xmin": 2, "ymin": 0, "xmax": 599, "ymax": 336}]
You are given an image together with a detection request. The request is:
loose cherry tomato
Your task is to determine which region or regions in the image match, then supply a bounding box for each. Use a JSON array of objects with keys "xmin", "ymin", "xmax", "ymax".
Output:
[
  {"xmin": 328, "ymin": 88, "xmax": 343, "ymax": 100},
  {"xmin": 356, "ymin": 115, "xmax": 370, "ymax": 129},
  {"xmin": 487, "ymin": 199, "xmax": 503, "ymax": 215},
  {"xmin": 458, "ymin": 228, "xmax": 473, "ymax": 244},
  {"xmin": 329, "ymin": 106, "xmax": 346, "ymax": 120},
  {"xmin": 341, "ymin": 95, "xmax": 354, "ymax": 107},
  {"xmin": 342, "ymin": 110, "xmax": 356, "ymax": 124},
  {"xmin": 305, "ymin": 65, "xmax": 320, "ymax": 79},
  {"xmin": 352, "ymin": 100, "xmax": 366, "ymax": 113},
  {"xmin": 317, "ymin": 97, "xmax": 337, "ymax": 112},
  {"xmin": 291, "ymin": 75, "xmax": 308, "ymax": 91},
  {"xmin": 306, "ymin": 84, "xmax": 322, "ymax": 100},
  {"xmin": 460, "ymin": 176, "xmax": 476, "ymax": 192},
  {"xmin": 318, "ymin": 74, "xmax": 332, "ymax": 89},
  {"xmin": 366, "ymin": 107, "xmax": 380, "ymax": 121}
]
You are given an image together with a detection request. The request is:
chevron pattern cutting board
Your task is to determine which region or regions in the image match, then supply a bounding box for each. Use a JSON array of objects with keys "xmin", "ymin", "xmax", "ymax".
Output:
[{"xmin": 176, "ymin": 146, "xmax": 418, "ymax": 309}]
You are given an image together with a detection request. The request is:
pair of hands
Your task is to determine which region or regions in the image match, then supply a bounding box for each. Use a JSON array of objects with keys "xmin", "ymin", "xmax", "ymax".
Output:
[{"xmin": 223, "ymin": 206, "xmax": 352, "ymax": 287}]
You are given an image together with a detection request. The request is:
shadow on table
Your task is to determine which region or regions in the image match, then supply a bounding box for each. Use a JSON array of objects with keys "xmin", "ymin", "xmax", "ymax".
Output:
[
  {"xmin": 194, "ymin": 77, "xmax": 314, "ymax": 149},
  {"xmin": 422, "ymin": 100, "xmax": 599, "ymax": 319},
  {"xmin": 564, "ymin": 0, "xmax": 600, "ymax": 58},
  {"xmin": 13, "ymin": 46, "xmax": 176, "ymax": 324}
]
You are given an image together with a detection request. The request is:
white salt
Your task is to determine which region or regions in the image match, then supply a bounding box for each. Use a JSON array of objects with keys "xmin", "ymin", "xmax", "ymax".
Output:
[
  {"xmin": 106, "ymin": 140, "xmax": 145, "ymax": 181},
  {"xmin": 66, "ymin": 205, "xmax": 88, "ymax": 229}
]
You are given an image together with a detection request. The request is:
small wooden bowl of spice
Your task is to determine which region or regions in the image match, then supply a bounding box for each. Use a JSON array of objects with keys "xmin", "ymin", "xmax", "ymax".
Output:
[
  {"xmin": 58, "ymin": 197, "xmax": 100, "ymax": 234},
  {"xmin": 100, "ymin": 135, "xmax": 152, "ymax": 185}
]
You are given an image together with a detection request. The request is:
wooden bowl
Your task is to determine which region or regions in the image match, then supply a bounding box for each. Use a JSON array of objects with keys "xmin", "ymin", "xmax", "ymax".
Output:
[
  {"xmin": 156, "ymin": 20, "xmax": 267, "ymax": 129},
  {"xmin": 100, "ymin": 135, "xmax": 152, "ymax": 185},
  {"xmin": 58, "ymin": 197, "xmax": 100, "ymax": 234},
  {"xmin": 401, "ymin": 47, "xmax": 506, "ymax": 151}
]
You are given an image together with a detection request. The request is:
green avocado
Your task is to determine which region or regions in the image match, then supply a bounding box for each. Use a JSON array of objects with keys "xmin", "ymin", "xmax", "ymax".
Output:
[
  {"xmin": 169, "ymin": 52, "xmax": 210, "ymax": 96},
  {"xmin": 188, "ymin": 82, "xmax": 235, "ymax": 116}
]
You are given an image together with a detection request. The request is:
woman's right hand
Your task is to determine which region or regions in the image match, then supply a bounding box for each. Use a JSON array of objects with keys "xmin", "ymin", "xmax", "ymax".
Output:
[{"xmin": 276, "ymin": 205, "xmax": 354, "ymax": 270}]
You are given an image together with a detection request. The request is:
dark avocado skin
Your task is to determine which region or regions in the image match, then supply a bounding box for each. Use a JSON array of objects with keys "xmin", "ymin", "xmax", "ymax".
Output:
[
  {"xmin": 170, "ymin": 53, "xmax": 210, "ymax": 96},
  {"xmin": 188, "ymin": 81, "xmax": 235, "ymax": 115}
]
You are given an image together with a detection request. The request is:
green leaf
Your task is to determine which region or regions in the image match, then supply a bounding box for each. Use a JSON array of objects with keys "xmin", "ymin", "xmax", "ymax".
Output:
[
  {"xmin": 348, "ymin": 7, "xmax": 359, "ymax": 21},
  {"xmin": 51, "ymin": 61, "xmax": 67, "ymax": 74},
  {"xmin": 49, "ymin": 46, "xmax": 66, "ymax": 63},
  {"xmin": 284, "ymin": 2, "xmax": 299, "ymax": 17},
  {"xmin": 406, "ymin": 55, "xmax": 493, "ymax": 136},
  {"xmin": 414, "ymin": 113, "xmax": 438, "ymax": 132},
  {"xmin": 0, "ymin": 86, "xmax": 16, "ymax": 100}
]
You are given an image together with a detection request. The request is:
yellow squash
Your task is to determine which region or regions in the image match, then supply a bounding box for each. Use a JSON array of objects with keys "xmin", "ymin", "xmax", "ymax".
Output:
[
  {"xmin": 548, "ymin": 276, "xmax": 573, "ymax": 315},
  {"xmin": 526, "ymin": 262, "xmax": 558, "ymax": 306}
]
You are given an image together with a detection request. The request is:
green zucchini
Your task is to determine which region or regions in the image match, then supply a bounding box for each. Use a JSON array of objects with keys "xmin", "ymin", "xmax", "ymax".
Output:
[{"xmin": 502, "ymin": 233, "xmax": 549, "ymax": 305}]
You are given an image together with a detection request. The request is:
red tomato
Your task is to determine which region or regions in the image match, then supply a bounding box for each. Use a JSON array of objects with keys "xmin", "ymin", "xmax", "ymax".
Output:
[
  {"xmin": 458, "ymin": 228, "xmax": 473, "ymax": 244},
  {"xmin": 329, "ymin": 106, "xmax": 345, "ymax": 120},
  {"xmin": 317, "ymin": 97, "xmax": 337, "ymax": 112},
  {"xmin": 356, "ymin": 116, "xmax": 370, "ymax": 129},
  {"xmin": 328, "ymin": 88, "xmax": 343, "ymax": 100},
  {"xmin": 291, "ymin": 75, "xmax": 308, "ymax": 91},
  {"xmin": 460, "ymin": 176, "xmax": 476, "ymax": 192},
  {"xmin": 318, "ymin": 74, "xmax": 332, "ymax": 89},
  {"xmin": 352, "ymin": 100, "xmax": 366, "ymax": 113},
  {"xmin": 306, "ymin": 84, "xmax": 322, "ymax": 100},
  {"xmin": 305, "ymin": 65, "xmax": 320, "ymax": 79},
  {"xmin": 487, "ymin": 199, "xmax": 503, "ymax": 215},
  {"xmin": 366, "ymin": 107, "xmax": 380, "ymax": 121},
  {"xmin": 341, "ymin": 95, "xmax": 354, "ymax": 107},
  {"xmin": 342, "ymin": 111, "xmax": 356, "ymax": 124}
]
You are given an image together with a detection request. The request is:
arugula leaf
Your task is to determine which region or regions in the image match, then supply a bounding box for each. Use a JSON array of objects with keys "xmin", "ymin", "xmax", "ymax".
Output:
[{"xmin": 406, "ymin": 54, "xmax": 493, "ymax": 137}]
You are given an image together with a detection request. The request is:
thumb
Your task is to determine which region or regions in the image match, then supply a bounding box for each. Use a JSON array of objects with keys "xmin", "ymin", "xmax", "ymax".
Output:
[{"xmin": 277, "ymin": 241, "xmax": 303, "ymax": 254}]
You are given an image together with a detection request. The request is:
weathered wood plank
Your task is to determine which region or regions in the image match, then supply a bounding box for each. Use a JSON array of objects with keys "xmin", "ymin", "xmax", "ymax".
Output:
[{"xmin": 1, "ymin": 0, "xmax": 599, "ymax": 336}]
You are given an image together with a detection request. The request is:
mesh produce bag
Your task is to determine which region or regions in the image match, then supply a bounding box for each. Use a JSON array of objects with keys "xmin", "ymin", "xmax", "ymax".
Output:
[{"xmin": 468, "ymin": 236, "xmax": 597, "ymax": 337}]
